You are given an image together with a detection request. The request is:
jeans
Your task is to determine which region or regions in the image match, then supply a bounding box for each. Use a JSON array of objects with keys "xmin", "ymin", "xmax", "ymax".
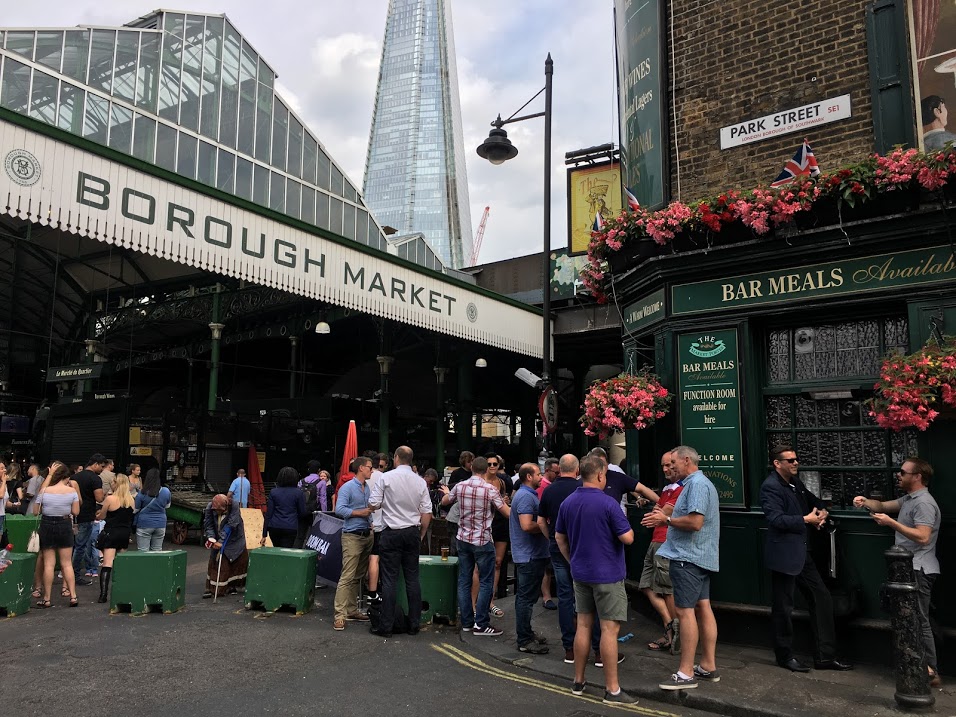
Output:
[
  {"xmin": 136, "ymin": 527, "xmax": 166, "ymax": 551},
  {"xmin": 457, "ymin": 539, "xmax": 496, "ymax": 629},
  {"xmin": 550, "ymin": 550, "xmax": 600, "ymax": 651},
  {"xmin": 89, "ymin": 520, "xmax": 104, "ymax": 571},
  {"xmin": 379, "ymin": 526, "xmax": 423, "ymax": 631},
  {"xmin": 73, "ymin": 521, "xmax": 95, "ymax": 575},
  {"xmin": 770, "ymin": 555, "xmax": 836, "ymax": 663},
  {"xmin": 915, "ymin": 570, "xmax": 938, "ymax": 670},
  {"xmin": 515, "ymin": 558, "xmax": 547, "ymax": 646}
]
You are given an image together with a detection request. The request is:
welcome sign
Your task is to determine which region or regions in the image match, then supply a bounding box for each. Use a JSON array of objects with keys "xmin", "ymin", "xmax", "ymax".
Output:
[{"xmin": 0, "ymin": 117, "xmax": 544, "ymax": 359}]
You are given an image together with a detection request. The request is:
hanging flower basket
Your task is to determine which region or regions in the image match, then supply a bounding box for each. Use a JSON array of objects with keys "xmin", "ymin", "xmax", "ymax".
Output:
[
  {"xmin": 580, "ymin": 370, "xmax": 671, "ymax": 439},
  {"xmin": 867, "ymin": 336, "xmax": 956, "ymax": 431}
]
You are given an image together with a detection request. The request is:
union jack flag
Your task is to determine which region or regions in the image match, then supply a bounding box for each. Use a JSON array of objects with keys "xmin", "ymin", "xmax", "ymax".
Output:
[
  {"xmin": 770, "ymin": 140, "xmax": 820, "ymax": 188},
  {"xmin": 624, "ymin": 186, "xmax": 641, "ymax": 211},
  {"xmin": 592, "ymin": 211, "xmax": 605, "ymax": 232}
]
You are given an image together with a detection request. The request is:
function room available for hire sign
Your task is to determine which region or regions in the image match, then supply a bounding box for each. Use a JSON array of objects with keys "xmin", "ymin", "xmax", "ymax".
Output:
[{"xmin": 678, "ymin": 329, "xmax": 745, "ymax": 506}]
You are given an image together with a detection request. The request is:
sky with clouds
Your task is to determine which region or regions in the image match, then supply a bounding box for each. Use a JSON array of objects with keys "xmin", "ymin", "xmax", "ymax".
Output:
[{"xmin": 5, "ymin": 1, "xmax": 618, "ymax": 264}]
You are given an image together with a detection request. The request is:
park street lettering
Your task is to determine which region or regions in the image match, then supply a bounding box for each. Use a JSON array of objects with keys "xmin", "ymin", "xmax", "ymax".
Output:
[{"xmin": 722, "ymin": 269, "xmax": 843, "ymax": 302}]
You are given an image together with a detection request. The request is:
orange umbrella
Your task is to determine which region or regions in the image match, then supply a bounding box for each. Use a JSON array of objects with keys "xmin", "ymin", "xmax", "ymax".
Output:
[
  {"xmin": 338, "ymin": 420, "xmax": 358, "ymax": 480},
  {"xmin": 247, "ymin": 444, "xmax": 267, "ymax": 512}
]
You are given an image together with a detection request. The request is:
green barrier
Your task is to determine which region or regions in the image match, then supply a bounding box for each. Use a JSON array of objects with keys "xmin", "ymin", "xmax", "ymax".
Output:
[
  {"xmin": 398, "ymin": 555, "xmax": 459, "ymax": 624},
  {"xmin": 0, "ymin": 552, "xmax": 39, "ymax": 616},
  {"xmin": 245, "ymin": 547, "xmax": 317, "ymax": 614},
  {"xmin": 4, "ymin": 515, "xmax": 39, "ymax": 552},
  {"xmin": 111, "ymin": 550, "xmax": 187, "ymax": 615}
]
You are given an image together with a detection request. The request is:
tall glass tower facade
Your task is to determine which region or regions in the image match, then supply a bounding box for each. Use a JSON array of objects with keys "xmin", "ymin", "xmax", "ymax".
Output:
[
  {"xmin": 364, "ymin": 0, "xmax": 473, "ymax": 269},
  {"xmin": 0, "ymin": 11, "xmax": 398, "ymax": 256}
]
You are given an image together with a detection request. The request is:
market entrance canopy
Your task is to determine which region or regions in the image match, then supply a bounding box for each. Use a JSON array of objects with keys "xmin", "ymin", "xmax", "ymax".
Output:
[{"xmin": 0, "ymin": 113, "xmax": 545, "ymax": 358}]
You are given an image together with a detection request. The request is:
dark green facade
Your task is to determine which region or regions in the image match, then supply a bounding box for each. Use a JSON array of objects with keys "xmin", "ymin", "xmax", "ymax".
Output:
[{"xmin": 617, "ymin": 207, "xmax": 955, "ymax": 628}]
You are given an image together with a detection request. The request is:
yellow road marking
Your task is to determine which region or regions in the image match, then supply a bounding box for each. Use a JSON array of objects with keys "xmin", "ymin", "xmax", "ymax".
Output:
[{"xmin": 431, "ymin": 643, "xmax": 680, "ymax": 717}]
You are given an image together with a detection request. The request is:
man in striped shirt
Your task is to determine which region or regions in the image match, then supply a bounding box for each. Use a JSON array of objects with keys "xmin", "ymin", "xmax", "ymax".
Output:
[{"xmin": 440, "ymin": 455, "xmax": 510, "ymax": 635}]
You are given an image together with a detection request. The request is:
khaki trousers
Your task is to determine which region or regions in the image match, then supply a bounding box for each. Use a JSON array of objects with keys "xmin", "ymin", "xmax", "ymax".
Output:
[{"xmin": 334, "ymin": 531, "xmax": 374, "ymax": 620}]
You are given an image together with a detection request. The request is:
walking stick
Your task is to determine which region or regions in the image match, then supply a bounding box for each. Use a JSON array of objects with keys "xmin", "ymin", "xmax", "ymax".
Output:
[{"xmin": 213, "ymin": 525, "xmax": 232, "ymax": 604}]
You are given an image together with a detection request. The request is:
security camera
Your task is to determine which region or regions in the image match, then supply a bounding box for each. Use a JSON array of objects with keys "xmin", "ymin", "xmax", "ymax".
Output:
[{"xmin": 514, "ymin": 368, "xmax": 545, "ymax": 390}]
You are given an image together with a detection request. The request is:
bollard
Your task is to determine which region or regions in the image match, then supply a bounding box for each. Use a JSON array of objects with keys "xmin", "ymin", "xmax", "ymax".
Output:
[{"xmin": 882, "ymin": 545, "xmax": 934, "ymax": 709}]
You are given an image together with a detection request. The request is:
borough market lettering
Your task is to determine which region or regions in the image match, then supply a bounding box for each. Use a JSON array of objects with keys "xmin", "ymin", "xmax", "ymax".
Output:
[
  {"xmin": 672, "ymin": 245, "xmax": 956, "ymax": 315},
  {"xmin": 75, "ymin": 172, "xmax": 458, "ymax": 316}
]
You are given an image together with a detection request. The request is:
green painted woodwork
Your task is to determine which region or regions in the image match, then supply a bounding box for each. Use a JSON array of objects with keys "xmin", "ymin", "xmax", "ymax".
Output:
[
  {"xmin": 866, "ymin": 0, "xmax": 917, "ymax": 153},
  {"xmin": 623, "ymin": 288, "xmax": 666, "ymax": 335},
  {"xmin": 166, "ymin": 502, "xmax": 203, "ymax": 526},
  {"xmin": 111, "ymin": 550, "xmax": 187, "ymax": 614},
  {"xmin": 244, "ymin": 547, "xmax": 316, "ymax": 614},
  {"xmin": 671, "ymin": 244, "xmax": 954, "ymax": 315},
  {"xmin": 0, "ymin": 552, "xmax": 38, "ymax": 617}
]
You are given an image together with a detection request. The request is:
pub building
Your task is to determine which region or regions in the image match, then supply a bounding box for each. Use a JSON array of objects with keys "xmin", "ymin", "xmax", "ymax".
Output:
[{"xmin": 605, "ymin": 0, "xmax": 955, "ymax": 661}]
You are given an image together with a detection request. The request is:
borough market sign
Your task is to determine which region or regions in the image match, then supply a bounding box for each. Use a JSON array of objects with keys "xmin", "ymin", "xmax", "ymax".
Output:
[
  {"xmin": 671, "ymin": 244, "xmax": 956, "ymax": 315},
  {"xmin": 0, "ymin": 118, "xmax": 544, "ymax": 358}
]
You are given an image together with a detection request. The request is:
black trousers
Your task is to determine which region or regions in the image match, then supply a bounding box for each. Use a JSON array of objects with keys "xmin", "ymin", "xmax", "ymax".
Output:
[
  {"xmin": 268, "ymin": 528, "xmax": 297, "ymax": 548},
  {"xmin": 378, "ymin": 526, "xmax": 422, "ymax": 632},
  {"xmin": 771, "ymin": 555, "xmax": 836, "ymax": 663}
]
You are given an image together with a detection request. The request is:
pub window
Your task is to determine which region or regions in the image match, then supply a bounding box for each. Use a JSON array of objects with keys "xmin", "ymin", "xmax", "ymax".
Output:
[{"xmin": 764, "ymin": 316, "xmax": 915, "ymax": 508}]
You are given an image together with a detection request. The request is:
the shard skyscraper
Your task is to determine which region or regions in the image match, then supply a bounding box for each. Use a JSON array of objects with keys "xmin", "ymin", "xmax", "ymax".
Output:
[{"xmin": 363, "ymin": 0, "xmax": 473, "ymax": 269}]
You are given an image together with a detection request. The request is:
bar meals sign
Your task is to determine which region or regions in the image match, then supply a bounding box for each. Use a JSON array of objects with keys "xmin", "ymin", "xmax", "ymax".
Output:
[
  {"xmin": 0, "ymin": 119, "xmax": 544, "ymax": 358},
  {"xmin": 672, "ymin": 244, "xmax": 956, "ymax": 315},
  {"xmin": 719, "ymin": 94, "xmax": 851, "ymax": 149}
]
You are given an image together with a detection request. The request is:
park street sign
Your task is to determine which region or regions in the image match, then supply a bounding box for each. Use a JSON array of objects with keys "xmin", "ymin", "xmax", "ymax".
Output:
[{"xmin": 719, "ymin": 94, "xmax": 851, "ymax": 149}]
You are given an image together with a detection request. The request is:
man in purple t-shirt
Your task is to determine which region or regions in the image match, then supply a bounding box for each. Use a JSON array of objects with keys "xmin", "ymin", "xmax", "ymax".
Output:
[{"xmin": 555, "ymin": 456, "xmax": 636, "ymax": 706}]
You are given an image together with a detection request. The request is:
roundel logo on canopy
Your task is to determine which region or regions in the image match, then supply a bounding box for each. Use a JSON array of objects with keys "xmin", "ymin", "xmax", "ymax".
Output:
[
  {"xmin": 466, "ymin": 302, "xmax": 478, "ymax": 323},
  {"xmin": 4, "ymin": 149, "xmax": 41, "ymax": 187}
]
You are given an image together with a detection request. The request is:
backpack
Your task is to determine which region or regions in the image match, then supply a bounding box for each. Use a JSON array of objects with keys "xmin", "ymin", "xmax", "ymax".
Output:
[
  {"xmin": 301, "ymin": 480, "xmax": 319, "ymax": 514},
  {"xmin": 368, "ymin": 599, "xmax": 411, "ymax": 634}
]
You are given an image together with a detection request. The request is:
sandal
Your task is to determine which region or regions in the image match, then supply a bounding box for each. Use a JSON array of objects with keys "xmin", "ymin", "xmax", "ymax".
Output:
[
  {"xmin": 490, "ymin": 604, "xmax": 504, "ymax": 618},
  {"xmin": 35, "ymin": 599, "xmax": 52, "ymax": 609},
  {"xmin": 61, "ymin": 587, "xmax": 71, "ymax": 597},
  {"xmin": 647, "ymin": 635, "xmax": 671, "ymax": 651},
  {"xmin": 31, "ymin": 588, "xmax": 41, "ymax": 599},
  {"xmin": 69, "ymin": 597, "xmax": 79, "ymax": 607}
]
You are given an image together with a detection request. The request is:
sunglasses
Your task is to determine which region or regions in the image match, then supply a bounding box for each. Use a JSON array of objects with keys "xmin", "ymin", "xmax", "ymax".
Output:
[
  {"xmin": 777, "ymin": 458, "xmax": 799, "ymax": 464},
  {"xmin": 487, "ymin": 462, "xmax": 499, "ymax": 468}
]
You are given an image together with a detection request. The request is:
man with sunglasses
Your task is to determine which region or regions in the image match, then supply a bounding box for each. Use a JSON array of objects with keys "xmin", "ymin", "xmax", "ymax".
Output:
[
  {"xmin": 760, "ymin": 445, "xmax": 850, "ymax": 673},
  {"xmin": 854, "ymin": 458, "xmax": 940, "ymax": 685}
]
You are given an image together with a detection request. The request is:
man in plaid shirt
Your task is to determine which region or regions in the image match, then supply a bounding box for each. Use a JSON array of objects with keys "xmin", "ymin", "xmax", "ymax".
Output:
[{"xmin": 440, "ymin": 455, "xmax": 511, "ymax": 635}]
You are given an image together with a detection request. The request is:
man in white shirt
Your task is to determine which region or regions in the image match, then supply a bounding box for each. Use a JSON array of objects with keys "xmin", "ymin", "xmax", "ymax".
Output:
[
  {"xmin": 368, "ymin": 445, "xmax": 432, "ymax": 637},
  {"xmin": 364, "ymin": 462, "xmax": 386, "ymax": 603}
]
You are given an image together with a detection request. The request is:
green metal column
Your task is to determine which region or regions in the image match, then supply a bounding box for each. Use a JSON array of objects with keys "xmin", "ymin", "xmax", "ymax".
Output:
[
  {"xmin": 456, "ymin": 361, "xmax": 473, "ymax": 452},
  {"xmin": 207, "ymin": 287, "xmax": 223, "ymax": 413},
  {"xmin": 434, "ymin": 367, "xmax": 448, "ymax": 470},
  {"xmin": 377, "ymin": 355, "xmax": 393, "ymax": 454}
]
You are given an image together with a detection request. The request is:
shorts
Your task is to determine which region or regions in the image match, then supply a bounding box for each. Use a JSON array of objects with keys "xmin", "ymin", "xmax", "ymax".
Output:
[
  {"xmin": 491, "ymin": 517, "xmax": 509, "ymax": 544},
  {"xmin": 638, "ymin": 541, "xmax": 673, "ymax": 594},
  {"xmin": 371, "ymin": 530, "xmax": 382, "ymax": 556},
  {"xmin": 97, "ymin": 526, "xmax": 132, "ymax": 550},
  {"xmin": 573, "ymin": 579, "xmax": 628, "ymax": 622},
  {"xmin": 669, "ymin": 560, "xmax": 713, "ymax": 608},
  {"xmin": 39, "ymin": 517, "xmax": 74, "ymax": 549}
]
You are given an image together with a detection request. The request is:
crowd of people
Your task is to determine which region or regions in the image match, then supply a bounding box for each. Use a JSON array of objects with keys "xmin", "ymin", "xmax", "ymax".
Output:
[
  {"xmin": 1, "ymin": 440, "xmax": 941, "ymax": 698},
  {"xmin": 0, "ymin": 454, "xmax": 170, "ymax": 607}
]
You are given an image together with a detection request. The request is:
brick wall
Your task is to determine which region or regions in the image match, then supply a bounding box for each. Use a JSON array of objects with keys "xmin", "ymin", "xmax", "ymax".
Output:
[{"xmin": 666, "ymin": 0, "xmax": 878, "ymax": 202}]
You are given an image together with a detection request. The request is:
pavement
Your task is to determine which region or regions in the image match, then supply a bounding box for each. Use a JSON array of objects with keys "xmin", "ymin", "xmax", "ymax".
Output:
[{"xmin": 461, "ymin": 593, "xmax": 955, "ymax": 717}]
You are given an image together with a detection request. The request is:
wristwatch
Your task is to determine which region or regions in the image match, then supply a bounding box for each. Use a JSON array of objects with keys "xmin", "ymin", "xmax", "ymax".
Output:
[{"xmin": 666, "ymin": 515, "xmax": 672, "ymax": 525}]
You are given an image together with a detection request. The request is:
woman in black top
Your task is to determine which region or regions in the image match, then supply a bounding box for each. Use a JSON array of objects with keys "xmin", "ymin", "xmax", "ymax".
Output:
[
  {"xmin": 262, "ymin": 466, "xmax": 308, "ymax": 548},
  {"xmin": 95, "ymin": 474, "xmax": 135, "ymax": 603}
]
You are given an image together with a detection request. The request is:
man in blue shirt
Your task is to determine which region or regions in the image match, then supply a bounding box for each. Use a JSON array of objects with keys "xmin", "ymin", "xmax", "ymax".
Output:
[
  {"xmin": 332, "ymin": 456, "xmax": 374, "ymax": 631},
  {"xmin": 644, "ymin": 445, "xmax": 720, "ymax": 691},
  {"xmin": 510, "ymin": 462, "xmax": 550, "ymax": 654},
  {"xmin": 228, "ymin": 468, "xmax": 251, "ymax": 508}
]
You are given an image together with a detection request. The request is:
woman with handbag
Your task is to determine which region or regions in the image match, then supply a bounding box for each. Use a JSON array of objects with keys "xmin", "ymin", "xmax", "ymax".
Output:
[
  {"xmin": 94, "ymin": 474, "xmax": 135, "ymax": 603},
  {"xmin": 134, "ymin": 468, "xmax": 170, "ymax": 551},
  {"xmin": 34, "ymin": 461, "xmax": 80, "ymax": 608}
]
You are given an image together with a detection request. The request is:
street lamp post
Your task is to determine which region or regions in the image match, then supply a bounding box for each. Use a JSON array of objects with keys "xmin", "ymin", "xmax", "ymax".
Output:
[{"xmin": 476, "ymin": 54, "xmax": 553, "ymax": 389}]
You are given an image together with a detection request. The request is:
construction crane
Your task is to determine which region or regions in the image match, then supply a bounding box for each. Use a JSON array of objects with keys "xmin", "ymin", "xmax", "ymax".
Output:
[{"xmin": 470, "ymin": 206, "xmax": 490, "ymax": 266}]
